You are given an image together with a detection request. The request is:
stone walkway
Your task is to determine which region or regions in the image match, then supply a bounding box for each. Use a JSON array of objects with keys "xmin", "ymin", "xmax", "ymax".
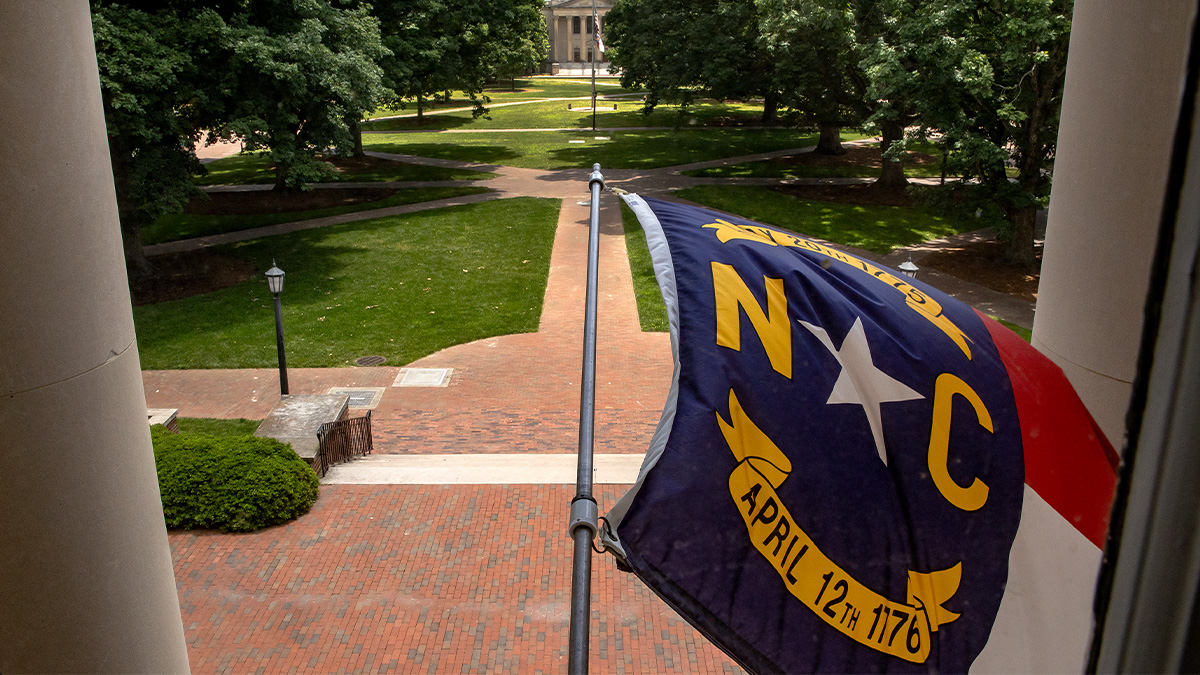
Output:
[{"xmin": 148, "ymin": 141, "xmax": 1035, "ymax": 673}]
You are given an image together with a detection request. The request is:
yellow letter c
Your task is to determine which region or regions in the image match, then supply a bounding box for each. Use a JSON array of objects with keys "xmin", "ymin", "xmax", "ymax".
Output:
[{"xmin": 928, "ymin": 373, "xmax": 993, "ymax": 511}]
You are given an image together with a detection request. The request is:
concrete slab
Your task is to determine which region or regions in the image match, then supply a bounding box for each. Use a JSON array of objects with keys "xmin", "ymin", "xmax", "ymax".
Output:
[
  {"xmin": 146, "ymin": 408, "xmax": 178, "ymax": 432},
  {"xmin": 254, "ymin": 394, "xmax": 348, "ymax": 460},
  {"xmin": 320, "ymin": 453, "xmax": 644, "ymax": 485}
]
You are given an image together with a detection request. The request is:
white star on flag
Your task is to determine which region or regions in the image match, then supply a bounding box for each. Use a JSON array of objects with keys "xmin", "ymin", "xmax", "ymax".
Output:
[{"xmin": 800, "ymin": 317, "xmax": 923, "ymax": 466}]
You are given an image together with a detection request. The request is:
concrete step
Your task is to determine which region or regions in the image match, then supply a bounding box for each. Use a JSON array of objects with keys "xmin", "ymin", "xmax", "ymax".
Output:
[{"xmin": 320, "ymin": 453, "xmax": 645, "ymax": 485}]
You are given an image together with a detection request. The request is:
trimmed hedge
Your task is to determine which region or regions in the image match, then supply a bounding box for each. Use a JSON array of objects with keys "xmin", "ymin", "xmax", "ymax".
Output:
[{"xmin": 151, "ymin": 426, "xmax": 319, "ymax": 532}]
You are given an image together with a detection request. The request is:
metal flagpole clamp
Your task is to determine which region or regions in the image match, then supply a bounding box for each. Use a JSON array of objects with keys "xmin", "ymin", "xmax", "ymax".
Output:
[
  {"xmin": 589, "ymin": 163, "xmax": 605, "ymax": 189},
  {"xmin": 568, "ymin": 495, "xmax": 599, "ymax": 538}
]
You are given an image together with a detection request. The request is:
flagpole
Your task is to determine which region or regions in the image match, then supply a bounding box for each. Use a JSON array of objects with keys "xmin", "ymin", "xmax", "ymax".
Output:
[
  {"xmin": 568, "ymin": 164, "xmax": 605, "ymax": 674},
  {"xmin": 590, "ymin": 0, "xmax": 598, "ymax": 132}
]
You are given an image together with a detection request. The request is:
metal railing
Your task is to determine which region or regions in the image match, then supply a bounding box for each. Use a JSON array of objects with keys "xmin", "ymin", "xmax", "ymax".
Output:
[{"xmin": 314, "ymin": 410, "xmax": 373, "ymax": 477}]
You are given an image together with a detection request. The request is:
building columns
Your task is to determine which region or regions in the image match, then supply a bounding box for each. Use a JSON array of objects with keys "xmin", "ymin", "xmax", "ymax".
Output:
[
  {"xmin": 0, "ymin": 3, "xmax": 190, "ymax": 672},
  {"xmin": 1031, "ymin": 0, "xmax": 1195, "ymax": 448}
]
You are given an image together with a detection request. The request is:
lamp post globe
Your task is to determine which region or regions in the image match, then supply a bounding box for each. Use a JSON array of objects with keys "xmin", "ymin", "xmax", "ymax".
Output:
[
  {"xmin": 898, "ymin": 256, "xmax": 919, "ymax": 279},
  {"xmin": 266, "ymin": 263, "xmax": 285, "ymax": 295},
  {"xmin": 265, "ymin": 261, "xmax": 289, "ymax": 395}
]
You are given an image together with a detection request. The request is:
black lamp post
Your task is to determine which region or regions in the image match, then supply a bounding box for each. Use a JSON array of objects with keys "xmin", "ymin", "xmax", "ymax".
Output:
[{"xmin": 265, "ymin": 261, "xmax": 289, "ymax": 395}]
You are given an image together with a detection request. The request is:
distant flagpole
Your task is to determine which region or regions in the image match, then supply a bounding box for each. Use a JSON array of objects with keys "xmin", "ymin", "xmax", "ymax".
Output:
[
  {"xmin": 590, "ymin": 0, "xmax": 598, "ymax": 132},
  {"xmin": 568, "ymin": 164, "xmax": 605, "ymax": 674}
]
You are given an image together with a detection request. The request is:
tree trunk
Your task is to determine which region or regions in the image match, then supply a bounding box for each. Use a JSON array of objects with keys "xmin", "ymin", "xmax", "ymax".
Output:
[
  {"xmin": 760, "ymin": 91, "xmax": 779, "ymax": 125},
  {"xmin": 348, "ymin": 116, "xmax": 364, "ymax": 157},
  {"xmin": 108, "ymin": 144, "xmax": 152, "ymax": 281},
  {"xmin": 1005, "ymin": 205, "xmax": 1037, "ymax": 269},
  {"xmin": 873, "ymin": 120, "xmax": 908, "ymax": 188},
  {"xmin": 815, "ymin": 124, "xmax": 845, "ymax": 155},
  {"xmin": 273, "ymin": 159, "xmax": 289, "ymax": 192},
  {"xmin": 417, "ymin": 93, "xmax": 424, "ymax": 122}
]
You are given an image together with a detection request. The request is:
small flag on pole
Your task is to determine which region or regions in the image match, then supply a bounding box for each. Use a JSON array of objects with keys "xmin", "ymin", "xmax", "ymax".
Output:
[{"xmin": 600, "ymin": 195, "xmax": 1118, "ymax": 673}]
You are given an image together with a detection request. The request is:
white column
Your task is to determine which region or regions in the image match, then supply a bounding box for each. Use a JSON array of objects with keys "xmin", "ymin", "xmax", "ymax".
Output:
[
  {"xmin": 1032, "ymin": 0, "xmax": 1196, "ymax": 447},
  {"xmin": 558, "ymin": 16, "xmax": 567, "ymax": 63},
  {"xmin": 0, "ymin": 3, "xmax": 191, "ymax": 672}
]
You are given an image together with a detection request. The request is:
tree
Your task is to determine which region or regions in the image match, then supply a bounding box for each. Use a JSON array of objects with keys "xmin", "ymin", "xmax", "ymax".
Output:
[
  {"xmin": 92, "ymin": 1, "xmax": 227, "ymax": 280},
  {"xmin": 485, "ymin": 0, "xmax": 550, "ymax": 89},
  {"xmin": 605, "ymin": 0, "xmax": 782, "ymax": 123},
  {"xmin": 373, "ymin": 0, "xmax": 493, "ymax": 123},
  {"xmin": 871, "ymin": 0, "xmax": 1071, "ymax": 265},
  {"xmin": 757, "ymin": 0, "xmax": 878, "ymax": 155},
  {"xmin": 216, "ymin": 0, "xmax": 389, "ymax": 190}
]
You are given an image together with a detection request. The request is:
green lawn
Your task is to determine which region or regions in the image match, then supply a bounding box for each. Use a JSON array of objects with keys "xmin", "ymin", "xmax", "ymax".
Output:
[
  {"xmin": 144, "ymin": 186, "xmax": 491, "ymax": 245},
  {"xmin": 367, "ymin": 78, "xmax": 636, "ymax": 118},
  {"xmin": 134, "ymin": 197, "xmax": 561, "ymax": 369},
  {"xmin": 364, "ymin": 99, "xmax": 768, "ymax": 132},
  {"xmin": 175, "ymin": 418, "xmax": 262, "ymax": 436},
  {"xmin": 365, "ymin": 128, "xmax": 824, "ymax": 171},
  {"xmin": 197, "ymin": 153, "xmax": 493, "ymax": 186},
  {"xmin": 674, "ymin": 185, "xmax": 966, "ymax": 254},
  {"xmin": 993, "ymin": 317, "xmax": 1033, "ymax": 342},
  {"xmin": 621, "ymin": 202, "xmax": 669, "ymax": 332}
]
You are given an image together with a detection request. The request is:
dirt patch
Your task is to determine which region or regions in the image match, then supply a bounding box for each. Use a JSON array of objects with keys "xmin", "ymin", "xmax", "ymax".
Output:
[
  {"xmin": 781, "ymin": 143, "xmax": 941, "ymax": 175},
  {"xmin": 770, "ymin": 183, "xmax": 914, "ymax": 207},
  {"xmin": 323, "ymin": 154, "xmax": 400, "ymax": 176},
  {"xmin": 920, "ymin": 239, "xmax": 1042, "ymax": 303},
  {"xmin": 187, "ymin": 187, "xmax": 400, "ymax": 216},
  {"xmin": 131, "ymin": 250, "xmax": 259, "ymax": 306}
]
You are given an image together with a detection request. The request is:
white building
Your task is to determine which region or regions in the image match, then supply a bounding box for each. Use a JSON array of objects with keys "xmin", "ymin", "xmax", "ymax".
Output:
[{"xmin": 543, "ymin": 0, "xmax": 612, "ymax": 75}]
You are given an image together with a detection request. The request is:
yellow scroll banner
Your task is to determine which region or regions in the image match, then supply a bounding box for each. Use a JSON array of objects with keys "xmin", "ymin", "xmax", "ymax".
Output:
[
  {"xmin": 702, "ymin": 218, "xmax": 974, "ymax": 360},
  {"xmin": 717, "ymin": 389, "xmax": 962, "ymax": 663}
]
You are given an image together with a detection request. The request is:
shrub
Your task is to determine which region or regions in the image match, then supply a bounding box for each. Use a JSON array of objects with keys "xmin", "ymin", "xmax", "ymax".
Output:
[{"xmin": 151, "ymin": 426, "xmax": 319, "ymax": 532}]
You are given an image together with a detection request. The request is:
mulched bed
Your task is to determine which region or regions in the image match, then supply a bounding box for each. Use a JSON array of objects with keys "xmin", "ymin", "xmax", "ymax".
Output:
[
  {"xmin": 774, "ymin": 143, "xmax": 943, "ymax": 177},
  {"xmin": 131, "ymin": 250, "xmax": 259, "ymax": 306},
  {"xmin": 919, "ymin": 239, "xmax": 1042, "ymax": 303}
]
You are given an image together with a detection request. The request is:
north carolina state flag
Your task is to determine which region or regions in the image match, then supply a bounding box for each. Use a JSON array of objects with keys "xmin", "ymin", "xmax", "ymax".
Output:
[{"xmin": 600, "ymin": 195, "xmax": 1117, "ymax": 673}]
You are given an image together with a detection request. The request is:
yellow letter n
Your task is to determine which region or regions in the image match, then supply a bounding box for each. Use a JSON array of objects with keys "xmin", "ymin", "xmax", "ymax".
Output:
[{"xmin": 712, "ymin": 262, "xmax": 792, "ymax": 378}]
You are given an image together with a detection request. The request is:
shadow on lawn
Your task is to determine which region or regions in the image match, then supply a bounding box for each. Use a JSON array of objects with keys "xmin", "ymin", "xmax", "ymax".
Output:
[{"xmin": 366, "ymin": 142, "xmax": 521, "ymax": 166}]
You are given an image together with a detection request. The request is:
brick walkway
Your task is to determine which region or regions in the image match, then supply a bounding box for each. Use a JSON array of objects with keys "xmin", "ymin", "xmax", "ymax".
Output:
[{"xmin": 174, "ymin": 485, "xmax": 740, "ymax": 674}]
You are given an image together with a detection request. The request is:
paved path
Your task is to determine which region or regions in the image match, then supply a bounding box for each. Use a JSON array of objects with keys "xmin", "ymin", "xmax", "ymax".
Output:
[{"xmin": 151, "ymin": 138, "xmax": 1035, "ymax": 673}]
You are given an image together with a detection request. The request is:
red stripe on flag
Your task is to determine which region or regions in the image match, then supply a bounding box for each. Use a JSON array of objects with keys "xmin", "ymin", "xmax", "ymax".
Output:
[{"xmin": 978, "ymin": 311, "xmax": 1118, "ymax": 548}]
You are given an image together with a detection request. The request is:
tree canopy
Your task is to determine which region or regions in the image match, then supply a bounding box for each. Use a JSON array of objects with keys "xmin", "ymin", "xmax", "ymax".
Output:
[
  {"xmin": 92, "ymin": 0, "xmax": 228, "ymax": 278},
  {"xmin": 867, "ymin": 0, "xmax": 1072, "ymax": 265},
  {"xmin": 215, "ymin": 0, "xmax": 389, "ymax": 189},
  {"xmin": 373, "ymin": 0, "xmax": 547, "ymax": 120},
  {"xmin": 605, "ymin": 0, "xmax": 782, "ymax": 122}
]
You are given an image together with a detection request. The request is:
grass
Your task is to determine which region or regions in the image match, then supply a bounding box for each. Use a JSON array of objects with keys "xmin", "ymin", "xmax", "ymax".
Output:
[
  {"xmin": 674, "ymin": 185, "xmax": 967, "ymax": 254},
  {"xmin": 143, "ymin": 186, "xmax": 491, "ymax": 245},
  {"xmin": 366, "ymin": 78, "xmax": 636, "ymax": 118},
  {"xmin": 134, "ymin": 197, "xmax": 560, "ymax": 369},
  {"xmin": 197, "ymin": 153, "xmax": 492, "ymax": 186},
  {"xmin": 365, "ymin": 128, "xmax": 825, "ymax": 171},
  {"xmin": 621, "ymin": 201, "xmax": 669, "ymax": 332},
  {"xmin": 992, "ymin": 317, "xmax": 1033, "ymax": 342},
  {"xmin": 364, "ymin": 99, "xmax": 771, "ymax": 132},
  {"xmin": 175, "ymin": 417, "xmax": 262, "ymax": 436}
]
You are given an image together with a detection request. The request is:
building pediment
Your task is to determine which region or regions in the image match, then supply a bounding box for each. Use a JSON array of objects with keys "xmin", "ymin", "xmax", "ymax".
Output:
[{"xmin": 547, "ymin": 0, "xmax": 613, "ymax": 11}]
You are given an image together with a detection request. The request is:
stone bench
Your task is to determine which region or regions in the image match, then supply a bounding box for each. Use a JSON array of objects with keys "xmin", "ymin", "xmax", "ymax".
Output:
[{"xmin": 254, "ymin": 395, "xmax": 349, "ymax": 464}]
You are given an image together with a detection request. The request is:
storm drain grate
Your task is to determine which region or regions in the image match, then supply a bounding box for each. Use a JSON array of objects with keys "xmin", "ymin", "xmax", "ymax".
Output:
[
  {"xmin": 393, "ymin": 368, "xmax": 453, "ymax": 387},
  {"xmin": 354, "ymin": 355, "xmax": 387, "ymax": 367},
  {"xmin": 328, "ymin": 387, "xmax": 385, "ymax": 409}
]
